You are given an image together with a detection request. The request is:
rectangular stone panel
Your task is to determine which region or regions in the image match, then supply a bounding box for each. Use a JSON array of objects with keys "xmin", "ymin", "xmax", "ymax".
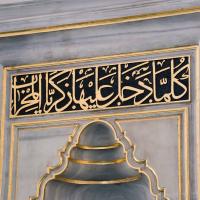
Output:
[{"xmin": 10, "ymin": 56, "xmax": 190, "ymax": 117}]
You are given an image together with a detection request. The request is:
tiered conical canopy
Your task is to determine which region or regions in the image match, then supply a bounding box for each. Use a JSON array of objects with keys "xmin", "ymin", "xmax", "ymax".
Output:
[{"xmin": 55, "ymin": 121, "xmax": 141, "ymax": 184}]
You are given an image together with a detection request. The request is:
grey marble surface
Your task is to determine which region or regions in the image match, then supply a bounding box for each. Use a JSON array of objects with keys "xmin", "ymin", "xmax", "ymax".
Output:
[
  {"xmin": 0, "ymin": 0, "xmax": 33, "ymax": 4},
  {"xmin": 0, "ymin": 0, "xmax": 199, "ymax": 32},
  {"xmin": 0, "ymin": 1, "xmax": 200, "ymax": 200},
  {"xmin": 45, "ymin": 177, "xmax": 153, "ymax": 200},
  {"xmin": 0, "ymin": 13, "xmax": 199, "ymax": 67},
  {"xmin": 43, "ymin": 121, "xmax": 153, "ymax": 200}
]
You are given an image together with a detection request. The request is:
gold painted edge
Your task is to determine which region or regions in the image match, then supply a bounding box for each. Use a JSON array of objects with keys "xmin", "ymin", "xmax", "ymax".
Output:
[
  {"xmin": 0, "ymin": 6, "xmax": 200, "ymax": 38},
  {"xmin": 0, "ymin": 68, "xmax": 7, "ymax": 199},
  {"xmin": 54, "ymin": 173, "xmax": 142, "ymax": 185},
  {"xmin": 10, "ymin": 107, "xmax": 189, "ymax": 127},
  {"xmin": 3, "ymin": 43, "xmax": 198, "ymax": 200},
  {"xmin": 115, "ymin": 108, "xmax": 190, "ymax": 200},
  {"xmin": 68, "ymin": 157, "xmax": 126, "ymax": 165},
  {"xmin": 8, "ymin": 52, "xmax": 192, "ymax": 119},
  {"xmin": 9, "ymin": 110, "xmax": 185, "ymax": 200},
  {"xmin": 115, "ymin": 114, "xmax": 182, "ymax": 200},
  {"xmin": 76, "ymin": 143, "xmax": 121, "ymax": 150},
  {"xmin": 6, "ymin": 46, "xmax": 195, "ymax": 70},
  {"xmin": 8, "ymin": 123, "xmax": 78, "ymax": 200},
  {"xmin": 41, "ymin": 119, "xmax": 164, "ymax": 200},
  {"xmin": 184, "ymin": 108, "xmax": 190, "ymax": 200},
  {"xmin": 195, "ymin": 46, "xmax": 200, "ymax": 200}
]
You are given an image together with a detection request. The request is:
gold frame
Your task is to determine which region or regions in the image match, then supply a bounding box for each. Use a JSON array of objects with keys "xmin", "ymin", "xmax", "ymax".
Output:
[
  {"xmin": 8, "ymin": 122, "xmax": 79, "ymax": 200},
  {"xmin": 76, "ymin": 142, "xmax": 121, "ymax": 150},
  {"xmin": 6, "ymin": 46, "xmax": 195, "ymax": 71},
  {"xmin": 196, "ymin": 46, "xmax": 200, "ymax": 200},
  {"xmin": 39, "ymin": 119, "xmax": 167, "ymax": 200},
  {"xmin": 0, "ymin": 44, "xmax": 199, "ymax": 200},
  {"xmin": 9, "ymin": 54, "xmax": 191, "ymax": 118},
  {"xmin": 0, "ymin": 6, "xmax": 199, "ymax": 38},
  {"xmin": 68, "ymin": 157, "xmax": 126, "ymax": 165},
  {"xmin": 8, "ymin": 108, "xmax": 187, "ymax": 200},
  {"xmin": 115, "ymin": 114, "xmax": 187, "ymax": 200},
  {"xmin": 54, "ymin": 173, "xmax": 142, "ymax": 185}
]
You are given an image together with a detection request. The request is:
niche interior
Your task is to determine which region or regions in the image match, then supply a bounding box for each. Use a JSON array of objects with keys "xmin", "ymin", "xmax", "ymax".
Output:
[{"xmin": 30, "ymin": 120, "xmax": 167, "ymax": 200}]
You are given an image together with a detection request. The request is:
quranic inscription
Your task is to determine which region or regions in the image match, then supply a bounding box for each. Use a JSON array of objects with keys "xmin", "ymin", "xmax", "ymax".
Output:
[{"xmin": 10, "ymin": 56, "xmax": 190, "ymax": 117}]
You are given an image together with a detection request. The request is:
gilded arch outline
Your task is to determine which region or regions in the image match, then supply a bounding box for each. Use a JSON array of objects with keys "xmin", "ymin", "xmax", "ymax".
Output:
[{"xmin": 29, "ymin": 119, "xmax": 169, "ymax": 200}]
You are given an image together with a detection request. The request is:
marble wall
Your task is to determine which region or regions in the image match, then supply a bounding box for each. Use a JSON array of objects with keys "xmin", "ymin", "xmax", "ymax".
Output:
[{"xmin": 0, "ymin": 1, "xmax": 200, "ymax": 200}]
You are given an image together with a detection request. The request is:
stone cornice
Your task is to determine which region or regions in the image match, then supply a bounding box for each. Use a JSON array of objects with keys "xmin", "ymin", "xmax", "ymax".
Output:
[{"xmin": 0, "ymin": 0, "xmax": 199, "ymax": 33}]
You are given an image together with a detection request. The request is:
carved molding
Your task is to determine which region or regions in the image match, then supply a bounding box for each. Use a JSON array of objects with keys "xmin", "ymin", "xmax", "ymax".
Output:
[
  {"xmin": 30, "ymin": 120, "xmax": 168, "ymax": 200},
  {"xmin": 0, "ymin": 0, "xmax": 199, "ymax": 34}
]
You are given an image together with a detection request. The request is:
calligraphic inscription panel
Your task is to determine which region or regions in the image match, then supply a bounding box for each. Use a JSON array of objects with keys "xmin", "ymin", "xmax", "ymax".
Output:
[{"xmin": 10, "ymin": 56, "xmax": 190, "ymax": 117}]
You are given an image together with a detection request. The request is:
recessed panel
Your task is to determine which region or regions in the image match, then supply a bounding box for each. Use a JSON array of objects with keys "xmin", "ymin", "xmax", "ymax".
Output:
[{"xmin": 15, "ymin": 125, "xmax": 75, "ymax": 200}]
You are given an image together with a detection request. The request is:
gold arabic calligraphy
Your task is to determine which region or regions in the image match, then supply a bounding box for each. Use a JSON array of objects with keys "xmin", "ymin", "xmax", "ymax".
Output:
[{"xmin": 10, "ymin": 56, "xmax": 190, "ymax": 117}]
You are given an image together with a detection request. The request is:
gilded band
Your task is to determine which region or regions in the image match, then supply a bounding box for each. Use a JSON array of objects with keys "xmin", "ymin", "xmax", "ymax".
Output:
[
  {"xmin": 0, "ymin": 6, "xmax": 200, "ymax": 38},
  {"xmin": 54, "ymin": 174, "xmax": 142, "ymax": 185},
  {"xmin": 68, "ymin": 157, "xmax": 126, "ymax": 165},
  {"xmin": 76, "ymin": 143, "xmax": 121, "ymax": 150},
  {"xmin": 10, "ymin": 56, "xmax": 190, "ymax": 118}
]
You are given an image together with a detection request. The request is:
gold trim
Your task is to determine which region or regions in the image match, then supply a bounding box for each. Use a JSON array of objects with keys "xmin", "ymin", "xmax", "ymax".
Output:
[
  {"xmin": 9, "ymin": 52, "xmax": 191, "ymax": 119},
  {"xmin": 54, "ymin": 173, "xmax": 142, "ymax": 185},
  {"xmin": 6, "ymin": 45, "xmax": 195, "ymax": 71},
  {"xmin": 9, "ymin": 108, "xmax": 186, "ymax": 200},
  {"xmin": 9, "ymin": 123, "xmax": 79, "ymax": 200},
  {"xmin": 40, "ymin": 119, "xmax": 172, "ymax": 200},
  {"xmin": 184, "ymin": 107, "xmax": 190, "ymax": 200},
  {"xmin": 0, "ymin": 68, "xmax": 7, "ymax": 198},
  {"xmin": 3, "ymin": 44, "xmax": 198, "ymax": 200},
  {"xmin": 115, "ymin": 113, "xmax": 186, "ymax": 200},
  {"xmin": 178, "ymin": 115, "xmax": 182, "ymax": 200},
  {"xmin": 68, "ymin": 157, "xmax": 126, "ymax": 165},
  {"xmin": 10, "ymin": 107, "xmax": 190, "ymax": 127},
  {"xmin": 8, "ymin": 122, "xmax": 16, "ymax": 200},
  {"xmin": 76, "ymin": 143, "xmax": 121, "ymax": 150},
  {"xmin": 0, "ymin": 6, "xmax": 200, "ymax": 38}
]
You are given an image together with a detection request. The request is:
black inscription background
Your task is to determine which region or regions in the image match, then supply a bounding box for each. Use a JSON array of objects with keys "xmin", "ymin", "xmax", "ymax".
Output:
[{"xmin": 11, "ymin": 56, "xmax": 190, "ymax": 117}]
